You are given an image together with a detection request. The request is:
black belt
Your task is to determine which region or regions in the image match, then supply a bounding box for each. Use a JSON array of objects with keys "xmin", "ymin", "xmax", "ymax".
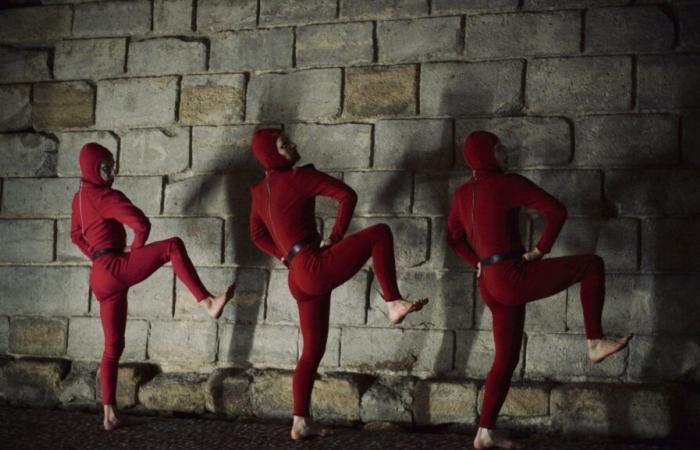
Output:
[
  {"xmin": 480, "ymin": 251, "xmax": 524, "ymax": 267},
  {"xmin": 286, "ymin": 235, "xmax": 320, "ymax": 265},
  {"xmin": 91, "ymin": 247, "xmax": 122, "ymax": 261}
]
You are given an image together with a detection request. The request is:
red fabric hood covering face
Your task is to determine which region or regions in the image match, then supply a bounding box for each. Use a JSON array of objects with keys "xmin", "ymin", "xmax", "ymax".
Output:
[
  {"xmin": 79, "ymin": 142, "xmax": 114, "ymax": 187},
  {"xmin": 252, "ymin": 128, "xmax": 294, "ymax": 171},
  {"xmin": 463, "ymin": 131, "xmax": 502, "ymax": 173}
]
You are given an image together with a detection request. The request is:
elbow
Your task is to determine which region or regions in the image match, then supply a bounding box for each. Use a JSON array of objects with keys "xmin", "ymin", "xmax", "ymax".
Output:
[
  {"xmin": 554, "ymin": 203, "xmax": 568, "ymax": 223},
  {"xmin": 134, "ymin": 217, "xmax": 151, "ymax": 236},
  {"xmin": 345, "ymin": 188, "xmax": 358, "ymax": 207}
]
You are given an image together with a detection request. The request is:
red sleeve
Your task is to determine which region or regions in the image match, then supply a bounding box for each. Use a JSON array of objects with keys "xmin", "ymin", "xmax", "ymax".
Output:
[
  {"xmin": 298, "ymin": 167, "xmax": 357, "ymax": 244},
  {"xmin": 446, "ymin": 192, "xmax": 480, "ymax": 268},
  {"xmin": 507, "ymin": 174, "xmax": 567, "ymax": 254},
  {"xmin": 70, "ymin": 194, "xmax": 92, "ymax": 259},
  {"xmin": 249, "ymin": 205, "xmax": 284, "ymax": 261},
  {"xmin": 99, "ymin": 190, "xmax": 151, "ymax": 250}
]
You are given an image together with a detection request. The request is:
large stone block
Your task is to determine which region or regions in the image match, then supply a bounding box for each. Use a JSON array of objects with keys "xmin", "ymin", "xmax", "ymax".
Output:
[
  {"xmin": 259, "ymin": 0, "xmax": 336, "ymax": 25},
  {"xmin": 129, "ymin": 38, "xmax": 207, "ymax": 76},
  {"xmin": 164, "ymin": 173, "xmax": 254, "ymax": 216},
  {"xmin": 147, "ymin": 217, "xmax": 223, "ymax": 265},
  {"xmin": 1, "ymin": 178, "xmax": 75, "ymax": 216},
  {"xmin": 0, "ymin": 6, "xmax": 71, "ymax": 43},
  {"xmin": 638, "ymin": 55, "xmax": 700, "ymax": 109},
  {"xmin": 67, "ymin": 317, "xmax": 148, "ymax": 362},
  {"xmin": 311, "ymin": 374, "xmax": 365, "ymax": 423},
  {"xmin": 421, "ymin": 61, "xmax": 523, "ymax": 116},
  {"xmin": 455, "ymin": 330, "xmax": 524, "ymax": 379},
  {"xmin": 527, "ymin": 56, "xmax": 632, "ymax": 113},
  {"xmin": 96, "ymin": 77, "xmax": 178, "ymax": 128},
  {"xmin": 378, "ymin": 17, "xmax": 462, "ymax": 63},
  {"xmin": 341, "ymin": 0, "xmax": 429, "ymax": 19},
  {"xmin": 126, "ymin": 269, "xmax": 173, "ymax": 319},
  {"xmin": 344, "ymin": 171, "xmax": 411, "ymax": 214},
  {"xmin": 0, "ymin": 47, "xmax": 50, "ymax": 82},
  {"xmin": 374, "ymin": 119, "xmax": 453, "ymax": 169},
  {"xmin": 211, "ymin": 28, "xmax": 293, "ymax": 72},
  {"xmin": 4, "ymin": 359, "xmax": 69, "ymax": 407},
  {"xmin": 474, "ymin": 287, "xmax": 566, "ymax": 333},
  {"xmin": 250, "ymin": 370, "xmax": 293, "ymax": 419},
  {"xmin": 73, "ymin": 1, "xmax": 151, "ymax": 37},
  {"xmin": 586, "ymin": 6, "xmax": 673, "ymax": 53},
  {"xmin": 0, "ymin": 133, "xmax": 56, "ymax": 177},
  {"xmin": 345, "ymin": 65, "xmax": 417, "ymax": 117},
  {"xmin": 218, "ymin": 323, "xmax": 298, "ymax": 367},
  {"xmin": 684, "ymin": 113, "xmax": 700, "ymax": 166},
  {"xmin": 56, "ymin": 131, "xmax": 119, "ymax": 177},
  {"xmin": 32, "ymin": 82, "xmax": 95, "ymax": 130},
  {"xmin": 9, "ymin": 317, "xmax": 67, "ymax": 357},
  {"xmin": 433, "ymin": 0, "xmax": 517, "ymax": 13},
  {"xmin": 0, "ymin": 317, "xmax": 8, "ymax": 354},
  {"xmin": 413, "ymin": 380, "xmax": 477, "ymax": 425},
  {"xmin": 120, "ymin": 127, "xmax": 190, "ymax": 175},
  {"xmin": 54, "ymin": 38, "xmax": 126, "ymax": 80},
  {"xmin": 0, "ymin": 85, "xmax": 31, "ymax": 131},
  {"xmin": 191, "ymin": 125, "xmax": 259, "ymax": 172},
  {"xmin": 138, "ymin": 373, "xmax": 207, "ymax": 413},
  {"xmin": 59, "ymin": 361, "xmax": 97, "ymax": 405},
  {"xmin": 154, "ymin": 0, "xmax": 193, "ymax": 34},
  {"xmin": 148, "ymin": 320, "xmax": 217, "ymax": 369},
  {"xmin": 642, "ymin": 219, "xmax": 700, "ymax": 272},
  {"xmin": 477, "ymin": 384, "xmax": 549, "ymax": 417},
  {"xmin": 628, "ymin": 336, "xmax": 700, "ymax": 383},
  {"xmin": 0, "ymin": 267, "xmax": 89, "ymax": 316},
  {"xmin": 606, "ymin": 169, "xmax": 700, "ymax": 217},
  {"xmin": 297, "ymin": 22, "xmax": 373, "ymax": 68},
  {"xmin": 111, "ymin": 176, "xmax": 163, "ymax": 215},
  {"xmin": 96, "ymin": 363, "xmax": 157, "ymax": 408},
  {"xmin": 205, "ymin": 368, "xmax": 252, "ymax": 415},
  {"xmin": 285, "ymin": 123, "xmax": 372, "ymax": 169},
  {"xmin": 413, "ymin": 172, "xmax": 468, "ymax": 216},
  {"xmin": 345, "ymin": 218, "xmax": 429, "ymax": 268},
  {"xmin": 360, "ymin": 376, "xmax": 415, "ymax": 423},
  {"xmin": 520, "ymin": 170, "xmax": 602, "ymax": 216},
  {"xmin": 678, "ymin": 5, "xmax": 700, "ymax": 51},
  {"xmin": 465, "ymin": 11, "xmax": 579, "ymax": 58},
  {"xmin": 247, "ymin": 69, "xmax": 341, "ymax": 121},
  {"xmin": 181, "ymin": 74, "xmax": 246, "ymax": 125},
  {"xmin": 197, "ymin": 0, "xmax": 257, "ymax": 32}
]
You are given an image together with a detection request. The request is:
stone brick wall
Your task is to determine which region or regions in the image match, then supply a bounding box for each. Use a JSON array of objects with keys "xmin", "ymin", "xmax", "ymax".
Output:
[{"xmin": 0, "ymin": 0, "xmax": 699, "ymax": 436}]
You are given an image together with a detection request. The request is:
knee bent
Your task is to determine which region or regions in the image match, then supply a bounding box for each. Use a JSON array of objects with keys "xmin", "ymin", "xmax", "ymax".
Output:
[
  {"xmin": 371, "ymin": 223, "xmax": 393, "ymax": 240},
  {"xmin": 586, "ymin": 254, "xmax": 605, "ymax": 273},
  {"xmin": 168, "ymin": 236, "xmax": 185, "ymax": 252}
]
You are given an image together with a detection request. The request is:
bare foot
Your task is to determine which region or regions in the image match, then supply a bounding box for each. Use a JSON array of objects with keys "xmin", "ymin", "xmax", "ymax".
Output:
[
  {"xmin": 587, "ymin": 335, "xmax": 633, "ymax": 364},
  {"xmin": 103, "ymin": 405, "xmax": 122, "ymax": 431},
  {"xmin": 387, "ymin": 298, "xmax": 429, "ymax": 325},
  {"xmin": 290, "ymin": 416, "xmax": 333, "ymax": 441},
  {"xmin": 201, "ymin": 283, "xmax": 236, "ymax": 320},
  {"xmin": 473, "ymin": 427, "xmax": 522, "ymax": 449}
]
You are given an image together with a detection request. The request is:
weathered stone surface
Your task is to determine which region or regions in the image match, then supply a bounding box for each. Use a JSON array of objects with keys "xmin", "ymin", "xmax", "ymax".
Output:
[
  {"xmin": 311, "ymin": 374, "xmax": 364, "ymax": 423},
  {"xmin": 250, "ymin": 370, "xmax": 293, "ymax": 419},
  {"xmin": 0, "ymin": 267, "xmax": 89, "ymax": 317},
  {"xmin": 684, "ymin": 113, "xmax": 700, "ymax": 166},
  {"xmin": 297, "ymin": 22, "xmax": 373, "ymax": 68},
  {"xmin": 457, "ymin": 117, "xmax": 571, "ymax": 168},
  {"xmin": 361, "ymin": 376, "xmax": 415, "ymax": 423},
  {"xmin": 96, "ymin": 363, "xmax": 157, "ymax": 408},
  {"xmin": 345, "ymin": 218, "xmax": 429, "ymax": 268},
  {"xmin": 607, "ymin": 169, "xmax": 700, "ymax": 216},
  {"xmin": 247, "ymin": 69, "xmax": 341, "ymax": 120},
  {"xmin": 0, "ymin": 6, "xmax": 71, "ymax": 43},
  {"xmin": 551, "ymin": 384, "xmax": 674, "ymax": 438},
  {"xmin": 56, "ymin": 131, "xmax": 118, "ymax": 177},
  {"xmin": 628, "ymin": 336, "xmax": 700, "ymax": 383},
  {"xmin": 9, "ymin": 317, "xmax": 67, "ymax": 357},
  {"xmin": 120, "ymin": 127, "xmax": 190, "ymax": 175},
  {"xmin": 642, "ymin": 219, "xmax": 700, "ymax": 272},
  {"xmin": 378, "ymin": 17, "xmax": 461, "ymax": 63},
  {"xmin": 55, "ymin": 38, "xmax": 126, "ymax": 80},
  {"xmin": 147, "ymin": 218, "xmax": 223, "ymax": 265},
  {"xmin": 344, "ymin": 171, "xmax": 411, "ymax": 214},
  {"xmin": 421, "ymin": 61, "xmax": 523, "ymax": 116},
  {"xmin": 211, "ymin": 28, "xmax": 293, "ymax": 72},
  {"xmin": 205, "ymin": 369, "xmax": 252, "ymax": 416},
  {"xmin": 413, "ymin": 172, "xmax": 468, "ymax": 216},
  {"xmin": 154, "ymin": 0, "xmax": 193, "ymax": 34},
  {"xmin": 129, "ymin": 38, "xmax": 207, "ymax": 76},
  {"xmin": 345, "ymin": 65, "xmax": 417, "ymax": 117},
  {"xmin": 678, "ymin": 5, "xmax": 700, "ymax": 50},
  {"xmin": 67, "ymin": 317, "xmax": 148, "ymax": 362},
  {"xmin": 428, "ymin": 216, "xmax": 476, "ymax": 271},
  {"xmin": 32, "ymin": 82, "xmax": 95, "ymax": 130},
  {"xmin": 374, "ymin": 119, "xmax": 453, "ymax": 169},
  {"xmin": 587, "ymin": 6, "xmax": 673, "ymax": 53},
  {"xmin": 0, "ymin": 133, "xmax": 56, "ymax": 177},
  {"xmin": 148, "ymin": 321, "xmax": 217, "ymax": 368},
  {"xmin": 226, "ymin": 217, "xmax": 279, "ymax": 268},
  {"xmin": 260, "ymin": 0, "xmax": 336, "ymax": 25},
  {"xmin": 638, "ymin": 55, "xmax": 700, "ymax": 109},
  {"xmin": 455, "ymin": 330, "xmax": 524, "ymax": 378},
  {"xmin": 285, "ymin": 123, "xmax": 372, "ymax": 169},
  {"xmin": 341, "ymin": 0, "xmax": 429, "ymax": 19},
  {"xmin": 0, "ymin": 317, "xmax": 8, "ymax": 354},
  {"xmin": 191, "ymin": 125, "xmax": 259, "ymax": 172},
  {"xmin": 4, "ymin": 359, "xmax": 69, "ymax": 407},
  {"xmin": 520, "ymin": 170, "xmax": 602, "ymax": 216},
  {"xmin": 478, "ymin": 384, "xmax": 549, "ymax": 417},
  {"xmin": 139, "ymin": 373, "xmax": 207, "ymax": 413},
  {"xmin": 465, "ymin": 11, "xmax": 579, "ymax": 58},
  {"xmin": 164, "ymin": 173, "xmax": 255, "ymax": 216},
  {"xmin": 96, "ymin": 77, "xmax": 178, "ymax": 128},
  {"xmin": 111, "ymin": 176, "xmax": 163, "ymax": 215},
  {"xmin": 125, "ymin": 269, "xmax": 173, "ymax": 319},
  {"xmin": 59, "ymin": 361, "xmax": 97, "ymax": 405},
  {"xmin": 197, "ymin": 0, "xmax": 257, "ymax": 32},
  {"xmin": 73, "ymin": 1, "xmax": 151, "ymax": 37},
  {"xmin": 0, "ymin": 47, "xmax": 50, "ymax": 82},
  {"xmin": 527, "ymin": 57, "xmax": 631, "ymax": 113},
  {"xmin": 1, "ymin": 178, "xmax": 75, "ymax": 216},
  {"xmin": 413, "ymin": 380, "xmax": 477, "ymax": 425},
  {"xmin": 525, "ymin": 0, "xmax": 628, "ymax": 8},
  {"xmin": 218, "ymin": 324, "xmax": 298, "ymax": 366},
  {"xmin": 474, "ymin": 287, "xmax": 566, "ymax": 332},
  {"xmin": 433, "ymin": 0, "xmax": 517, "ymax": 13},
  {"xmin": 180, "ymin": 74, "xmax": 246, "ymax": 125},
  {"xmin": 0, "ymin": 85, "xmax": 31, "ymax": 131}
]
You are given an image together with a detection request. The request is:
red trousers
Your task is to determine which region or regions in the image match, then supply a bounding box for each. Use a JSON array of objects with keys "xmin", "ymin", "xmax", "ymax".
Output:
[
  {"xmin": 288, "ymin": 224, "xmax": 402, "ymax": 416},
  {"xmin": 89, "ymin": 237, "xmax": 211, "ymax": 405},
  {"xmin": 478, "ymin": 254, "xmax": 605, "ymax": 428}
]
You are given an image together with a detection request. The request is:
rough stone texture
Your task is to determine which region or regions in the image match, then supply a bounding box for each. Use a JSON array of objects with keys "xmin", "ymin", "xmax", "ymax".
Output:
[
  {"xmin": 475, "ymin": 288, "xmax": 566, "ymax": 333},
  {"xmin": 148, "ymin": 321, "xmax": 218, "ymax": 369},
  {"xmin": 678, "ymin": 5, "xmax": 700, "ymax": 51},
  {"xmin": 56, "ymin": 131, "xmax": 118, "ymax": 177},
  {"xmin": 606, "ymin": 169, "xmax": 700, "ymax": 217},
  {"xmin": 683, "ymin": 113, "xmax": 700, "ymax": 166},
  {"xmin": 421, "ymin": 61, "xmax": 524, "ymax": 116},
  {"xmin": 126, "ymin": 269, "xmax": 173, "ymax": 319},
  {"xmin": 586, "ymin": 6, "xmax": 673, "ymax": 54},
  {"xmin": 67, "ymin": 317, "xmax": 148, "ymax": 362},
  {"xmin": 378, "ymin": 17, "xmax": 462, "ymax": 63},
  {"xmin": 197, "ymin": 0, "xmax": 257, "ymax": 32},
  {"xmin": 345, "ymin": 218, "xmax": 429, "ymax": 268},
  {"xmin": 250, "ymin": 370, "xmax": 293, "ymax": 419},
  {"xmin": 9, "ymin": 317, "xmax": 67, "ymax": 357},
  {"xmin": 247, "ymin": 69, "xmax": 341, "ymax": 121},
  {"xmin": 205, "ymin": 369, "xmax": 252, "ymax": 416},
  {"xmin": 54, "ymin": 38, "xmax": 126, "ymax": 80},
  {"xmin": 521, "ymin": 170, "xmax": 602, "ymax": 216},
  {"xmin": 138, "ymin": 373, "xmax": 208, "ymax": 413},
  {"xmin": 164, "ymin": 173, "xmax": 255, "ymax": 216},
  {"xmin": 129, "ymin": 38, "xmax": 207, "ymax": 76},
  {"xmin": 0, "ymin": 317, "xmax": 8, "ymax": 354},
  {"xmin": 0, "ymin": 267, "xmax": 89, "ymax": 317},
  {"xmin": 32, "ymin": 82, "xmax": 95, "ymax": 130},
  {"xmin": 413, "ymin": 172, "xmax": 469, "ymax": 216},
  {"xmin": 433, "ymin": 0, "xmax": 518, "ymax": 13},
  {"xmin": 111, "ymin": 176, "xmax": 163, "ymax": 215},
  {"xmin": 345, "ymin": 65, "xmax": 417, "ymax": 117},
  {"xmin": 218, "ymin": 324, "xmax": 298, "ymax": 367},
  {"xmin": 3, "ymin": 359, "xmax": 69, "ymax": 407},
  {"xmin": 311, "ymin": 374, "xmax": 364, "ymax": 423},
  {"xmin": 638, "ymin": 55, "xmax": 700, "ymax": 110},
  {"xmin": 154, "ymin": 0, "xmax": 193, "ymax": 34},
  {"xmin": 642, "ymin": 219, "xmax": 700, "ymax": 272},
  {"xmin": 59, "ymin": 361, "xmax": 97, "ymax": 405},
  {"xmin": 120, "ymin": 127, "xmax": 190, "ymax": 175},
  {"xmin": 180, "ymin": 74, "xmax": 246, "ymax": 125},
  {"xmin": 0, "ymin": 133, "xmax": 56, "ymax": 178},
  {"xmin": 360, "ymin": 377, "xmax": 415, "ymax": 423},
  {"xmin": 413, "ymin": 380, "xmax": 477, "ymax": 425},
  {"xmin": 297, "ymin": 22, "xmax": 373, "ymax": 68},
  {"xmin": 96, "ymin": 77, "xmax": 178, "ymax": 128},
  {"xmin": 628, "ymin": 336, "xmax": 700, "ymax": 383},
  {"xmin": 465, "ymin": 11, "xmax": 580, "ymax": 58},
  {"xmin": 190, "ymin": 125, "xmax": 258, "ymax": 172},
  {"xmin": 525, "ymin": 0, "xmax": 629, "ymax": 8},
  {"xmin": 285, "ymin": 123, "xmax": 372, "ymax": 169},
  {"xmin": 1, "ymin": 178, "xmax": 74, "ymax": 216},
  {"xmin": 73, "ymin": 1, "xmax": 151, "ymax": 37},
  {"xmin": 146, "ymin": 218, "xmax": 223, "ymax": 265},
  {"xmin": 345, "ymin": 171, "xmax": 411, "ymax": 214},
  {"xmin": 225, "ymin": 217, "xmax": 279, "ymax": 268},
  {"xmin": 260, "ymin": 0, "xmax": 336, "ymax": 25},
  {"xmin": 211, "ymin": 28, "xmax": 293, "ymax": 72},
  {"xmin": 0, "ymin": 47, "xmax": 50, "ymax": 82},
  {"xmin": 428, "ymin": 216, "xmax": 476, "ymax": 271},
  {"xmin": 528, "ymin": 57, "xmax": 632, "ymax": 113},
  {"xmin": 0, "ymin": 6, "xmax": 71, "ymax": 43},
  {"xmin": 96, "ymin": 363, "xmax": 157, "ymax": 408},
  {"xmin": 341, "ymin": 0, "xmax": 429, "ymax": 19},
  {"xmin": 478, "ymin": 384, "xmax": 549, "ymax": 417},
  {"xmin": 0, "ymin": 85, "xmax": 31, "ymax": 131},
  {"xmin": 374, "ymin": 119, "xmax": 453, "ymax": 169},
  {"xmin": 455, "ymin": 330, "xmax": 524, "ymax": 379}
]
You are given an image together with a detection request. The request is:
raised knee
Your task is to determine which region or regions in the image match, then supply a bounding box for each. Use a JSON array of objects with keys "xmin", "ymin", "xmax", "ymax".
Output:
[
  {"xmin": 168, "ymin": 236, "xmax": 185, "ymax": 252},
  {"xmin": 587, "ymin": 254, "xmax": 605, "ymax": 273},
  {"xmin": 373, "ymin": 223, "xmax": 392, "ymax": 239}
]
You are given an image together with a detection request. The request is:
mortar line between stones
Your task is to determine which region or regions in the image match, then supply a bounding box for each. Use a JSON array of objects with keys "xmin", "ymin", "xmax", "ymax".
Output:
[
  {"xmin": 630, "ymin": 55, "xmax": 638, "ymax": 112},
  {"xmin": 191, "ymin": 0, "xmax": 198, "ymax": 32},
  {"xmin": 580, "ymin": 9, "xmax": 586, "ymax": 54},
  {"xmin": 149, "ymin": 0, "xmax": 155, "ymax": 32}
]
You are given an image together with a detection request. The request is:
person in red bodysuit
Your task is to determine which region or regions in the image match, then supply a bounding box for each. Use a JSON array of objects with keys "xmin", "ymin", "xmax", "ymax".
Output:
[
  {"xmin": 248, "ymin": 128, "xmax": 428, "ymax": 440},
  {"xmin": 447, "ymin": 131, "xmax": 632, "ymax": 449},
  {"xmin": 70, "ymin": 143, "xmax": 235, "ymax": 431}
]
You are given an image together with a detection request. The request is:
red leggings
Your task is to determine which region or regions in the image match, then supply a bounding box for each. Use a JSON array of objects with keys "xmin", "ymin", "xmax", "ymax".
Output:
[
  {"xmin": 288, "ymin": 224, "xmax": 402, "ymax": 416},
  {"xmin": 478, "ymin": 254, "xmax": 605, "ymax": 428},
  {"xmin": 89, "ymin": 237, "xmax": 211, "ymax": 405}
]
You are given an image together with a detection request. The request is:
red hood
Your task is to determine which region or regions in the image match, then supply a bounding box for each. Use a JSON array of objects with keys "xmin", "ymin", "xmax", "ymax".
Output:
[
  {"xmin": 463, "ymin": 131, "xmax": 501, "ymax": 173},
  {"xmin": 79, "ymin": 143, "xmax": 113, "ymax": 187},
  {"xmin": 252, "ymin": 128, "xmax": 294, "ymax": 171}
]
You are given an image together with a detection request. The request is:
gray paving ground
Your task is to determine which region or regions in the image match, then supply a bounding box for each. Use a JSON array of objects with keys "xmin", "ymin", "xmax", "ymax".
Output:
[{"xmin": 0, "ymin": 406, "xmax": 694, "ymax": 450}]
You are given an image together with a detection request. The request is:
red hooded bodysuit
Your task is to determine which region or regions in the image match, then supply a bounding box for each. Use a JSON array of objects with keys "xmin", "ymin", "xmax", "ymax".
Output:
[
  {"xmin": 248, "ymin": 129, "xmax": 403, "ymax": 417},
  {"xmin": 447, "ymin": 131, "xmax": 605, "ymax": 429},
  {"xmin": 70, "ymin": 143, "xmax": 212, "ymax": 406}
]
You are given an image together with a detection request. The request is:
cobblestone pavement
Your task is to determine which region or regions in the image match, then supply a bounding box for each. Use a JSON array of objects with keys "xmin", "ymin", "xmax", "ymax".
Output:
[{"xmin": 0, "ymin": 406, "xmax": 694, "ymax": 450}]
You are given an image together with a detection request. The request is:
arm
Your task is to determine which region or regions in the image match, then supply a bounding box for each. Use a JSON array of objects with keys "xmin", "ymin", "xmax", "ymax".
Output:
[
  {"xmin": 70, "ymin": 194, "xmax": 92, "ymax": 259},
  {"xmin": 446, "ymin": 193, "xmax": 480, "ymax": 268},
  {"xmin": 299, "ymin": 167, "xmax": 357, "ymax": 244},
  {"xmin": 249, "ymin": 207, "xmax": 285, "ymax": 261},
  {"xmin": 99, "ymin": 190, "xmax": 151, "ymax": 250}
]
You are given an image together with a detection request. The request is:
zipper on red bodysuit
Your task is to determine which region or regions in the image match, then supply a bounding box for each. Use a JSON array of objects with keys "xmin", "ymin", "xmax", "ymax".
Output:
[{"xmin": 265, "ymin": 174, "xmax": 279, "ymax": 247}]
